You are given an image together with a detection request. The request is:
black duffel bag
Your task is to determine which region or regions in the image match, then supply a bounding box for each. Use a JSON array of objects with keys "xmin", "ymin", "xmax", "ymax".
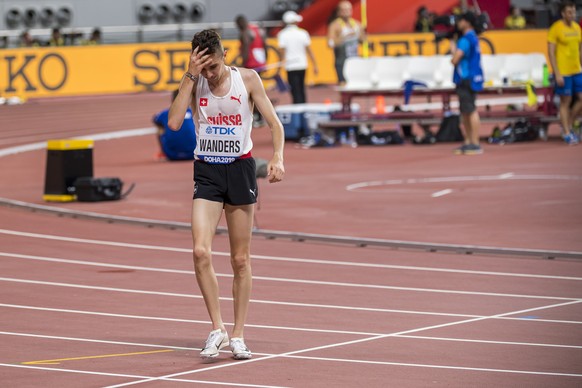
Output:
[{"xmin": 73, "ymin": 177, "xmax": 134, "ymax": 202}]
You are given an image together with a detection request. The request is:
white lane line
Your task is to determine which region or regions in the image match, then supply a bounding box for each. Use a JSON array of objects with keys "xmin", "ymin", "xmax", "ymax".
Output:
[
  {"xmin": 103, "ymin": 300, "xmax": 582, "ymax": 387},
  {"xmin": 431, "ymin": 189, "xmax": 453, "ymax": 198},
  {"xmin": 0, "ymin": 127, "xmax": 156, "ymax": 158},
  {"xmin": 0, "ymin": 330, "xmax": 199, "ymax": 351},
  {"xmin": 0, "ymin": 363, "xmax": 287, "ymax": 387},
  {"xmin": 3, "ymin": 333, "xmax": 581, "ymax": 386},
  {"xmin": 1, "ymin": 328, "xmax": 580, "ymax": 374},
  {"xmin": 0, "ymin": 273, "xmax": 577, "ymax": 302},
  {"xmin": 2, "ymin": 306, "xmax": 581, "ymax": 347},
  {"xmin": 280, "ymin": 354, "xmax": 582, "ymax": 377},
  {"xmin": 0, "ymin": 228, "xmax": 192, "ymax": 253},
  {"xmin": 499, "ymin": 172, "xmax": 515, "ymax": 179},
  {"xmin": 2, "ymin": 302, "xmax": 580, "ymax": 327},
  {"xmin": 1, "ymin": 276, "xmax": 580, "ymax": 320},
  {"xmin": 0, "ymin": 252, "xmax": 582, "ymax": 281},
  {"xmin": 0, "ymin": 304, "xmax": 382, "ymax": 337},
  {"xmin": 395, "ymin": 334, "xmax": 582, "ymax": 349},
  {"xmin": 3, "ymin": 233, "xmax": 582, "ymax": 281},
  {"xmin": 346, "ymin": 174, "xmax": 582, "ymax": 191}
]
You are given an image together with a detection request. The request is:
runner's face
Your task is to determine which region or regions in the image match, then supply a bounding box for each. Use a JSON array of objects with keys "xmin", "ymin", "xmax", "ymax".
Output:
[{"xmin": 201, "ymin": 51, "xmax": 226, "ymax": 82}]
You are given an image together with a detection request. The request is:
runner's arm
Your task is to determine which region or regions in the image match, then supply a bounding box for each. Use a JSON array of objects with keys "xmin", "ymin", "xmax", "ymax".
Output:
[
  {"xmin": 243, "ymin": 69, "xmax": 285, "ymax": 183},
  {"xmin": 169, "ymin": 47, "xmax": 210, "ymax": 130},
  {"xmin": 169, "ymin": 77, "xmax": 195, "ymax": 131}
]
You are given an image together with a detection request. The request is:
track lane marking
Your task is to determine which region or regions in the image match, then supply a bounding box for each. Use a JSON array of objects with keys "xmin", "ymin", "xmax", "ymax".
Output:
[
  {"xmin": 431, "ymin": 189, "xmax": 453, "ymax": 198},
  {"xmin": 103, "ymin": 300, "xmax": 582, "ymax": 387},
  {"xmin": 0, "ymin": 127, "xmax": 156, "ymax": 158},
  {"xmin": 0, "ymin": 363, "xmax": 287, "ymax": 387},
  {"xmin": 2, "ymin": 302, "xmax": 580, "ymax": 327},
  {"xmin": 2, "ymin": 237, "xmax": 582, "ymax": 281},
  {"xmin": 3, "ymin": 320, "xmax": 582, "ymax": 351},
  {"xmin": 0, "ymin": 304, "xmax": 386, "ymax": 336},
  {"xmin": 22, "ymin": 349, "xmax": 173, "ymax": 365},
  {"xmin": 346, "ymin": 174, "xmax": 582, "ymax": 191},
  {"xmin": 0, "ymin": 275, "xmax": 577, "ymax": 302},
  {"xmin": 2, "ymin": 328, "xmax": 582, "ymax": 376}
]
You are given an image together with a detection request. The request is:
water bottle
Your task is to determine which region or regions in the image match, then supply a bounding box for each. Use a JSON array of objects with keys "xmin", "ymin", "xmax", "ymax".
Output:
[
  {"xmin": 348, "ymin": 128, "xmax": 358, "ymax": 148},
  {"xmin": 542, "ymin": 64, "xmax": 550, "ymax": 87}
]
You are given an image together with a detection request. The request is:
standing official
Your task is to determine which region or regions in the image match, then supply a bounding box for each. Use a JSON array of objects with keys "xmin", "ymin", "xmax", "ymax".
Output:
[{"xmin": 277, "ymin": 10, "xmax": 319, "ymax": 104}]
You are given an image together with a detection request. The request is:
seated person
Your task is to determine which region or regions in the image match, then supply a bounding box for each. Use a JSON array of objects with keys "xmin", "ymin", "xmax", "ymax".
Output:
[{"xmin": 153, "ymin": 90, "xmax": 196, "ymax": 160}]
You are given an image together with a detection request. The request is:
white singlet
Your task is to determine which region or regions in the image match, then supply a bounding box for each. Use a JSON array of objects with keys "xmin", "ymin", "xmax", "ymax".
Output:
[
  {"xmin": 339, "ymin": 18, "xmax": 360, "ymax": 58},
  {"xmin": 194, "ymin": 67, "xmax": 253, "ymax": 164}
]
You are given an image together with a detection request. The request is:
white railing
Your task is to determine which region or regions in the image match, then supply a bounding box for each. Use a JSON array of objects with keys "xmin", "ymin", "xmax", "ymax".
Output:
[{"xmin": 0, "ymin": 20, "xmax": 284, "ymax": 45}]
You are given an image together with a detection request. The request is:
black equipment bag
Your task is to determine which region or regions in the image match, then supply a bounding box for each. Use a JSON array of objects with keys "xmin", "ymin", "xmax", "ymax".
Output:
[
  {"xmin": 357, "ymin": 130, "xmax": 404, "ymax": 146},
  {"xmin": 74, "ymin": 177, "xmax": 134, "ymax": 202},
  {"xmin": 436, "ymin": 114, "xmax": 464, "ymax": 142},
  {"xmin": 489, "ymin": 119, "xmax": 539, "ymax": 144}
]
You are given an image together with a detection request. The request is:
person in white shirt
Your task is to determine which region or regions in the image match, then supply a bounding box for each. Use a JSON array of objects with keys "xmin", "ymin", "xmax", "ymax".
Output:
[{"xmin": 277, "ymin": 10, "xmax": 318, "ymax": 104}]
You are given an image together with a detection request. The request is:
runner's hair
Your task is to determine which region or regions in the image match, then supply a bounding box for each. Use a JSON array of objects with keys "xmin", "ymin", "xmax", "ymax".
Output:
[{"xmin": 191, "ymin": 29, "xmax": 224, "ymax": 55}]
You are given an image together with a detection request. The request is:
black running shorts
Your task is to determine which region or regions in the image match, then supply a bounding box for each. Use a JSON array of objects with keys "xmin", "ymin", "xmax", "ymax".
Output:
[
  {"xmin": 193, "ymin": 158, "xmax": 257, "ymax": 206},
  {"xmin": 456, "ymin": 79, "xmax": 477, "ymax": 114}
]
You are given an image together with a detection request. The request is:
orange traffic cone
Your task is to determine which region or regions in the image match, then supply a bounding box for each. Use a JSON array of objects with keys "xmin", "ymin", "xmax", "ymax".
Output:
[{"xmin": 375, "ymin": 95, "xmax": 386, "ymax": 114}]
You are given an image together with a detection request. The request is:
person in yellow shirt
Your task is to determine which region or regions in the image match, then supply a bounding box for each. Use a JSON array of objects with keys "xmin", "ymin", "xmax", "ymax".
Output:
[
  {"xmin": 505, "ymin": 6, "xmax": 526, "ymax": 29},
  {"xmin": 548, "ymin": 0, "xmax": 582, "ymax": 145},
  {"xmin": 48, "ymin": 28, "xmax": 64, "ymax": 47},
  {"xmin": 81, "ymin": 28, "xmax": 101, "ymax": 45}
]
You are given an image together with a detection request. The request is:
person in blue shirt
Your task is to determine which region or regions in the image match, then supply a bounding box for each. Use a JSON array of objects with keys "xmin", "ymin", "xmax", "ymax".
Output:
[
  {"xmin": 451, "ymin": 12, "xmax": 484, "ymax": 155},
  {"xmin": 153, "ymin": 89, "xmax": 196, "ymax": 160}
]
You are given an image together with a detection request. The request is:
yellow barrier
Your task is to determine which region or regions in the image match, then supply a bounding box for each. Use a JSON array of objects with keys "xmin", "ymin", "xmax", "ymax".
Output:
[
  {"xmin": 43, "ymin": 139, "xmax": 94, "ymax": 202},
  {"xmin": 0, "ymin": 29, "xmax": 549, "ymax": 99}
]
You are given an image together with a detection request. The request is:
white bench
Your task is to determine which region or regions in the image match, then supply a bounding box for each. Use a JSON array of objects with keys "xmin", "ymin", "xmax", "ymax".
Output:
[
  {"xmin": 333, "ymin": 53, "xmax": 555, "ymax": 135},
  {"xmin": 342, "ymin": 53, "xmax": 548, "ymax": 91}
]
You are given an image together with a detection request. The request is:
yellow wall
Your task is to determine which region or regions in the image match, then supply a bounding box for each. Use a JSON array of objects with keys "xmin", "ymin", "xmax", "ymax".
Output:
[{"xmin": 0, "ymin": 29, "xmax": 549, "ymax": 99}]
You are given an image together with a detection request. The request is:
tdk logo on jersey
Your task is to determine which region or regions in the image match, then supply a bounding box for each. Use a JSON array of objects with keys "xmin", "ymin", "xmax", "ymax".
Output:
[{"xmin": 207, "ymin": 126, "xmax": 236, "ymax": 135}]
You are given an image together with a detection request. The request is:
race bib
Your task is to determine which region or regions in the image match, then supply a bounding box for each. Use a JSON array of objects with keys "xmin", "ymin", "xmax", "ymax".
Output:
[{"xmin": 197, "ymin": 123, "xmax": 244, "ymax": 164}]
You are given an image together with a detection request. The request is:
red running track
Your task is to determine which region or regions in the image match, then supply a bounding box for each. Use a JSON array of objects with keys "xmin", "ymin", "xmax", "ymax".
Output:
[{"xmin": 0, "ymin": 89, "xmax": 581, "ymax": 387}]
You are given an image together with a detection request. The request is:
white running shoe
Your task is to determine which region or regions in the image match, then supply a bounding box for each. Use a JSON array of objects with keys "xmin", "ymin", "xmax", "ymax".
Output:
[
  {"xmin": 230, "ymin": 338, "xmax": 252, "ymax": 360},
  {"xmin": 200, "ymin": 329, "xmax": 229, "ymax": 359}
]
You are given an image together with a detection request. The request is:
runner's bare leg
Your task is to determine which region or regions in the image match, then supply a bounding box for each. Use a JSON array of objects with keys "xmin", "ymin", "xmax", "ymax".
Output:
[
  {"xmin": 192, "ymin": 198, "xmax": 226, "ymax": 331},
  {"xmin": 224, "ymin": 203, "xmax": 254, "ymax": 339}
]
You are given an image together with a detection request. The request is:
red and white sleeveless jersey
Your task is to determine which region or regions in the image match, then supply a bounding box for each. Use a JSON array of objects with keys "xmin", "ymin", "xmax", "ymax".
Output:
[{"xmin": 194, "ymin": 67, "xmax": 253, "ymax": 164}]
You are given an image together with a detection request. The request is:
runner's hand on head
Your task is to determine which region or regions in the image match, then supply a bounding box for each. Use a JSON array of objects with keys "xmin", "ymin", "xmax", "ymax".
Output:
[{"xmin": 188, "ymin": 46, "xmax": 211, "ymax": 76}]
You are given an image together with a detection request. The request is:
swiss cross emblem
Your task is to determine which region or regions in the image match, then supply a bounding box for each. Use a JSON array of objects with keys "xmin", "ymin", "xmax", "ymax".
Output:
[{"xmin": 199, "ymin": 98, "xmax": 208, "ymax": 107}]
